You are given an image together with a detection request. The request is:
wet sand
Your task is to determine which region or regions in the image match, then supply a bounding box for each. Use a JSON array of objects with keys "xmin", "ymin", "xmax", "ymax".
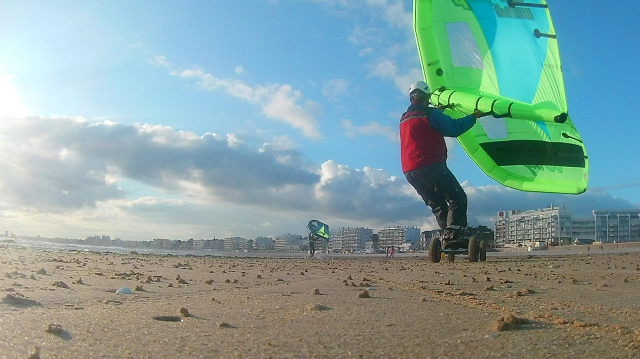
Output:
[{"xmin": 1, "ymin": 244, "xmax": 640, "ymax": 358}]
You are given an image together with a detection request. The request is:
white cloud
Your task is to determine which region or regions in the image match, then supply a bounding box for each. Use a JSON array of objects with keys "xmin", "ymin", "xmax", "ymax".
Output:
[
  {"xmin": 312, "ymin": 0, "xmax": 411, "ymax": 30},
  {"xmin": 394, "ymin": 67, "xmax": 425, "ymax": 96},
  {"xmin": 368, "ymin": 60, "xmax": 424, "ymax": 95},
  {"xmin": 370, "ymin": 59, "xmax": 397, "ymax": 79},
  {"xmin": 312, "ymin": 1, "xmax": 423, "ymax": 97},
  {"xmin": 322, "ymin": 78, "xmax": 350, "ymax": 101},
  {"xmin": 1, "ymin": 116, "xmax": 635, "ymax": 240},
  {"xmin": 148, "ymin": 55, "xmax": 171, "ymax": 68},
  {"xmin": 262, "ymin": 85, "xmax": 322, "ymax": 139},
  {"xmin": 169, "ymin": 64, "xmax": 322, "ymax": 139},
  {"xmin": 341, "ymin": 119, "xmax": 398, "ymax": 143},
  {"xmin": 235, "ymin": 65, "xmax": 245, "ymax": 74},
  {"xmin": 348, "ymin": 26, "xmax": 384, "ymax": 48},
  {"xmin": 0, "ymin": 116, "xmax": 421, "ymax": 237},
  {"xmin": 365, "ymin": 0, "xmax": 412, "ymax": 30}
]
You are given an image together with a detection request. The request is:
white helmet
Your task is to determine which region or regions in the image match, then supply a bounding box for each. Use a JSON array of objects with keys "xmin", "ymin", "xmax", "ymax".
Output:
[{"xmin": 409, "ymin": 81, "xmax": 430, "ymax": 95}]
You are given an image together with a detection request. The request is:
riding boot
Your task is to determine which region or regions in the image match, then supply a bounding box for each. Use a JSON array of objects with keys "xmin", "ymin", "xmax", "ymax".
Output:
[{"xmin": 442, "ymin": 226, "xmax": 466, "ymax": 249}]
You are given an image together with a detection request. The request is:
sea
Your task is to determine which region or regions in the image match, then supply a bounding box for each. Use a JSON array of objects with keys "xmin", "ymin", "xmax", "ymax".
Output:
[
  {"xmin": 1, "ymin": 237, "xmax": 310, "ymax": 259},
  {"xmin": 3, "ymin": 237, "xmax": 640, "ymax": 259}
]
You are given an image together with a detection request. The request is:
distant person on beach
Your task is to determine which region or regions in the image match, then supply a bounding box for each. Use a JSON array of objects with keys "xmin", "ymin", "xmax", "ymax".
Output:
[
  {"xmin": 385, "ymin": 246, "xmax": 390, "ymax": 259},
  {"xmin": 400, "ymin": 81, "xmax": 483, "ymax": 249},
  {"xmin": 308, "ymin": 234, "xmax": 316, "ymax": 258},
  {"xmin": 389, "ymin": 245, "xmax": 395, "ymax": 259}
]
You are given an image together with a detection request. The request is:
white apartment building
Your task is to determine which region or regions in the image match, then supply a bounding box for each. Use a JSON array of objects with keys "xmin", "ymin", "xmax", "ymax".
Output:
[
  {"xmin": 275, "ymin": 234, "xmax": 304, "ymax": 251},
  {"xmin": 224, "ymin": 237, "xmax": 247, "ymax": 251},
  {"xmin": 378, "ymin": 226, "xmax": 420, "ymax": 250},
  {"xmin": 254, "ymin": 236, "xmax": 275, "ymax": 250},
  {"xmin": 329, "ymin": 227, "xmax": 373, "ymax": 253},
  {"xmin": 495, "ymin": 206, "xmax": 640, "ymax": 246},
  {"xmin": 594, "ymin": 210, "xmax": 640, "ymax": 243},
  {"xmin": 420, "ymin": 229, "xmax": 442, "ymax": 250},
  {"xmin": 494, "ymin": 205, "xmax": 572, "ymax": 246}
]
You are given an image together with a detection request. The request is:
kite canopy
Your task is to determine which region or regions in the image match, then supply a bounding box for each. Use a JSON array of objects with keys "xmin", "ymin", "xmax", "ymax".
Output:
[
  {"xmin": 413, "ymin": 0, "xmax": 588, "ymax": 194},
  {"xmin": 307, "ymin": 220, "xmax": 330, "ymax": 239}
]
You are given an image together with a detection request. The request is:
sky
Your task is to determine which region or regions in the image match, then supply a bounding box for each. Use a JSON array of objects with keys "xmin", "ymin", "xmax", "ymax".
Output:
[{"xmin": 0, "ymin": 0, "xmax": 639, "ymax": 241}]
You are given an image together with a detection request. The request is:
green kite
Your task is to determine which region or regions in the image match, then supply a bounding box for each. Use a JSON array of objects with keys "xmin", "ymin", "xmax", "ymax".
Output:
[{"xmin": 413, "ymin": 0, "xmax": 588, "ymax": 194}]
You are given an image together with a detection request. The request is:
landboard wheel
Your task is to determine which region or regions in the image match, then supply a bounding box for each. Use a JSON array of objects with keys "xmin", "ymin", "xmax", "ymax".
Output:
[
  {"xmin": 429, "ymin": 238, "xmax": 442, "ymax": 263},
  {"xmin": 447, "ymin": 253, "xmax": 455, "ymax": 263},
  {"xmin": 479, "ymin": 239, "xmax": 487, "ymax": 262},
  {"xmin": 468, "ymin": 236, "xmax": 479, "ymax": 262}
]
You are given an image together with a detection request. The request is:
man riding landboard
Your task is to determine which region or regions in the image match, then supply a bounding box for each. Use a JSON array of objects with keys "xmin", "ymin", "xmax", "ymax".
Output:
[{"xmin": 400, "ymin": 81, "xmax": 483, "ymax": 249}]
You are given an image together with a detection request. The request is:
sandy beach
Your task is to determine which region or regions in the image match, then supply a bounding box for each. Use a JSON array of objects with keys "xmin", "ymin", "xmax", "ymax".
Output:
[{"xmin": 2, "ymin": 244, "xmax": 640, "ymax": 358}]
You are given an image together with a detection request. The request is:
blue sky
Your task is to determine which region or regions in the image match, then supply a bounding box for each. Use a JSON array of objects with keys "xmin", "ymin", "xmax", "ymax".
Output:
[{"xmin": 0, "ymin": 0, "xmax": 638, "ymax": 241}]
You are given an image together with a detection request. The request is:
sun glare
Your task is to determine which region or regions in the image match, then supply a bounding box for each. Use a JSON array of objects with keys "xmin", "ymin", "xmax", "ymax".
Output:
[{"xmin": 0, "ymin": 75, "xmax": 28, "ymax": 117}]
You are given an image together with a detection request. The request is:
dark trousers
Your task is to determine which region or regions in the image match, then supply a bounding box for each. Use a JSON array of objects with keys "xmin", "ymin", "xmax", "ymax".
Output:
[
  {"xmin": 404, "ymin": 163, "xmax": 468, "ymax": 240},
  {"xmin": 309, "ymin": 236, "xmax": 316, "ymax": 256}
]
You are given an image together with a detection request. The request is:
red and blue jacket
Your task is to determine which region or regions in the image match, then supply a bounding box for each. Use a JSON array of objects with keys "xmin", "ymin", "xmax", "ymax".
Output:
[{"xmin": 400, "ymin": 102, "xmax": 476, "ymax": 173}]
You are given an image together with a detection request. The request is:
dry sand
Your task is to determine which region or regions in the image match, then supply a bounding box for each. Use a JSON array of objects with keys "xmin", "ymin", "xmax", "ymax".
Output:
[{"xmin": 1, "ymin": 244, "xmax": 640, "ymax": 358}]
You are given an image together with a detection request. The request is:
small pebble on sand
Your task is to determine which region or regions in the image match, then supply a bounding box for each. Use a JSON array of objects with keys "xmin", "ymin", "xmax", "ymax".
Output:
[
  {"xmin": 358, "ymin": 289, "xmax": 371, "ymax": 298},
  {"xmin": 45, "ymin": 323, "xmax": 65, "ymax": 336},
  {"xmin": 179, "ymin": 307, "xmax": 191, "ymax": 317},
  {"xmin": 306, "ymin": 303, "xmax": 330, "ymax": 312},
  {"xmin": 313, "ymin": 288, "xmax": 321, "ymax": 295},
  {"xmin": 491, "ymin": 314, "xmax": 529, "ymax": 332},
  {"xmin": 52, "ymin": 280, "xmax": 69, "ymax": 289},
  {"xmin": 152, "ymin": 315, "xmax": 182, "ymax": 322},
  {"xmin": 2, "ymin": 293, "xmax": 41, "ymax": 307}
]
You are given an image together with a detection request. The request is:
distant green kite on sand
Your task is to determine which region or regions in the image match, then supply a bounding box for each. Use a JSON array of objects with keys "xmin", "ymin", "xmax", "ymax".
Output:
[{"xmin": 413, "ymin": 0, "xmax": 588, "ymax": 194}]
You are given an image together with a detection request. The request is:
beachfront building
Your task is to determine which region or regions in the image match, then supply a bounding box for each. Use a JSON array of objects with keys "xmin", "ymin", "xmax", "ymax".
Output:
[
  {"xmin": 241, "ymin": 239, "xmax": 254, "ymax": 251},
  {"xmin": 208, "ymin": 239, "xmax": 225, "ymax": 251},
  {"xmin": 495, "ymin": 206, "xmax": 640, "ymax": 246},
  {"xmin": 420, "ymin": 229, "xmax": 442, "ymax": 250},
  {"xmin": 494, "ymin": 205, "xmax": 572, "ymax": 247},
  {"xmin": 275, "ymin": 234, "xmax": 304, "ymax": 251},
  {"xmin": 85, "ymin": 235, "xmax": 113, "ymax": 246},
  {"xmin": 378, "ymin": 226, "xmax": 421, "ymax": 251},
  {"xmin": 594, "ymin": 210, "xmax": 640, "ymax": 243},
  {"xmin": 224, "ymin": 237, "xmax": 246, "ymax": 251},
  {"xmin": 329, "ymin": 227, "xmax": 373, "ymax": 253},
  {"xmin": 152, "ymin": 238, "xmax": 173, "ymax": 249},
  {"xmin": 254, "ymin": 236, "xmax": 275, "ymax": 251},
  {"xmin": 192, "ymin": 239, "xmax": 206, "ymax": 250},
  {"xmin": 571, "ymin": 219, "xmax": 596, "ymax": 244}
]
